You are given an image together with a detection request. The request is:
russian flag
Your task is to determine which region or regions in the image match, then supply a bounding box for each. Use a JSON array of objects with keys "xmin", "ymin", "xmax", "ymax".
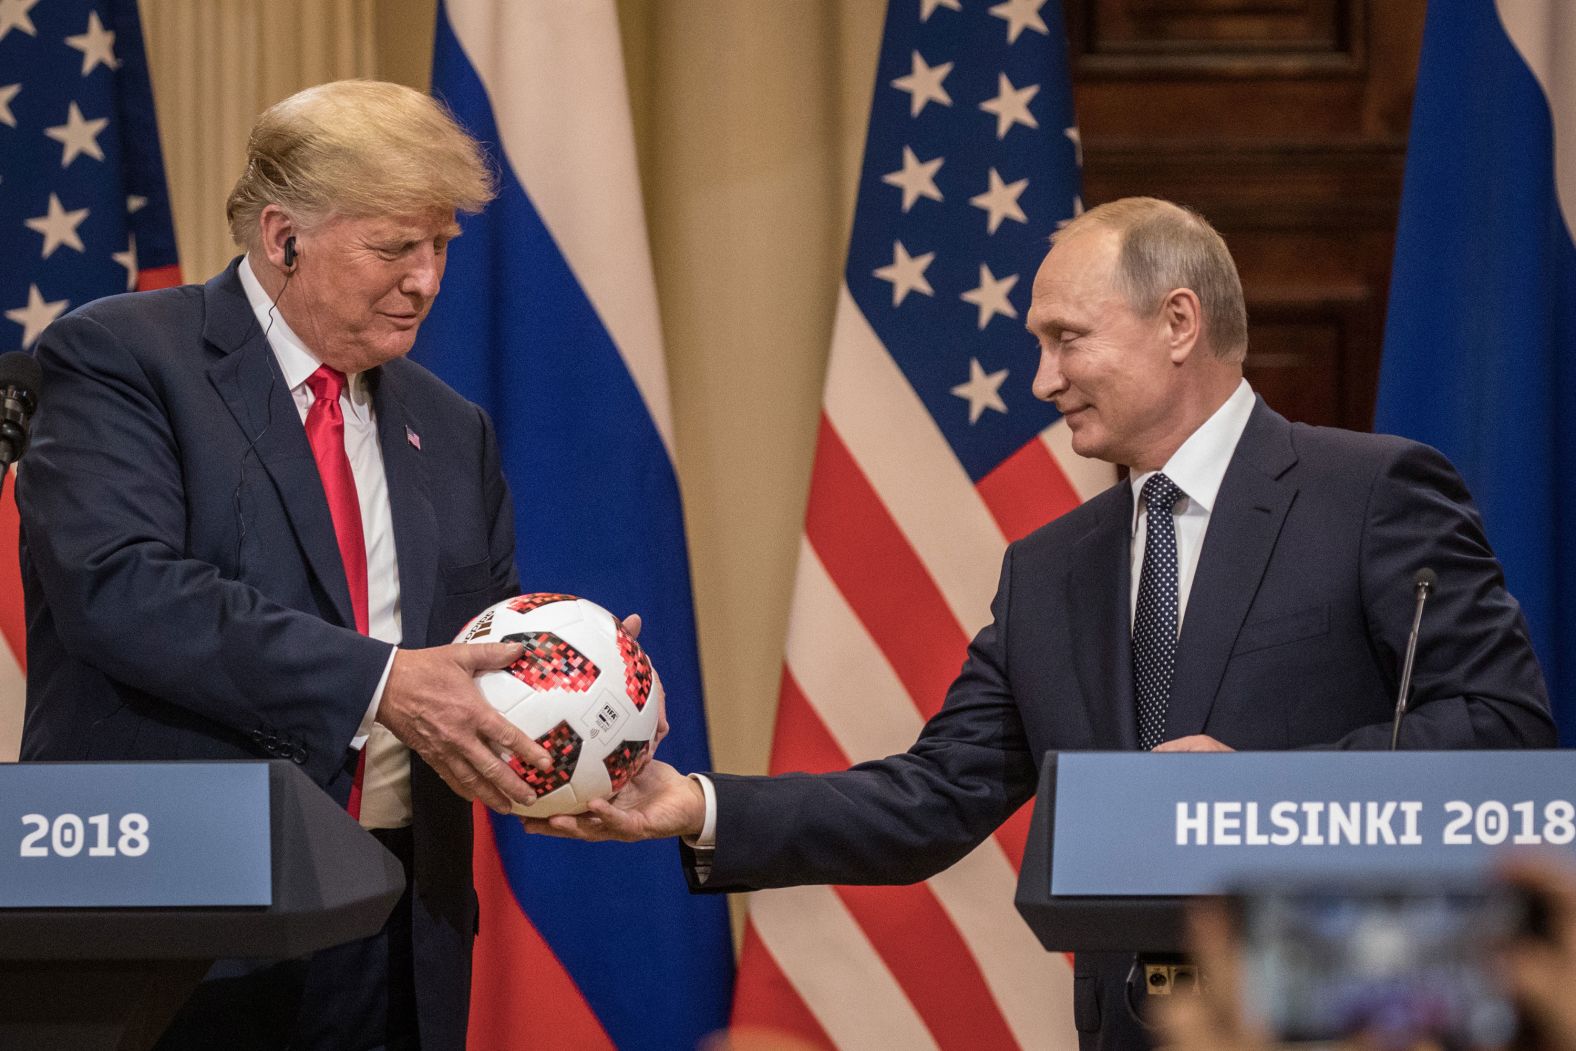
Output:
[
  {"xmin": 1376, "ymin": 0, "xmax": 1575, "ymax": 734},
  {"xmin": 418, "ymin": 3, "xmax": 735, "ymax": 1047}
]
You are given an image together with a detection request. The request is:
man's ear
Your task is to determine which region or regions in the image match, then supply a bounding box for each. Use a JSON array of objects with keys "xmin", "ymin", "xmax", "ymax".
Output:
[
  {"xmin": 257, "ymin": 205, "xmax": 298, "ymax": 274},
  {"xmin": 1162, "ymin": 287, "xmax": 1202, "ymax": 364}
]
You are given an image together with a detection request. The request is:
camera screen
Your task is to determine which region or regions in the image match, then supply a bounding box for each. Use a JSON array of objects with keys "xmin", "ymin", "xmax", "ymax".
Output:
[{"xmin": 1237, "ymin": 887, "xmax": 1520, "ymax": 1047}]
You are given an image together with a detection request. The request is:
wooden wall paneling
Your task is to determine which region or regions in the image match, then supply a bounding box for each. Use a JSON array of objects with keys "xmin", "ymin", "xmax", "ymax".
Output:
[{"xmin": 1068, "ymin": 0, "xmax": 1362, "ymax": 78}]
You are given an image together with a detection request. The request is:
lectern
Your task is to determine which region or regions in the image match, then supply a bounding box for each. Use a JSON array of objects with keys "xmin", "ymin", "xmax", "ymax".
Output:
[
  {"xmin": 1015, "ymin": 749, "xmax": 1576, "ymax": 954},
  {"xmin": 0, "ymin": 760, "xmax": 404, "ymax": 1051}
]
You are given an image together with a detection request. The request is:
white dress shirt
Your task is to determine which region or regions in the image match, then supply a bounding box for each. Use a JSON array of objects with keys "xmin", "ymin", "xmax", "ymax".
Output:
[
  {"xmin": 1128, "ymin": 378, "xmax": 1257, "ymax": 628},
  {"xmin": 691, "ymin": 379, "xmax": 1259, "ymax": 852},
  {"xmin": 239, "ymin": 256, "xmax": 412, "ymax": 829}
]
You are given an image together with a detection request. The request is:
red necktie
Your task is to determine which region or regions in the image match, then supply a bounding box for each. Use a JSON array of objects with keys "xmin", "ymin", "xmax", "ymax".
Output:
[{"xmin": 304, "ymin": 365, "xmax": 370, "ymax": 817}]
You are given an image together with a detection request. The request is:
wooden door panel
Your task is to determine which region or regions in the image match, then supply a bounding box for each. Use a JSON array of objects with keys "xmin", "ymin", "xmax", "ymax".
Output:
[{"xmin": 1065, "ymin": 0, "xmax": 1428, "ymax": 429}]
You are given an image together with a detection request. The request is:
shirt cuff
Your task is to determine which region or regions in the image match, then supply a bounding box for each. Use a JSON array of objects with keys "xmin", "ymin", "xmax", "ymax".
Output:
[
  {"xmin": 686, "ymin": 772, "xmax": 718, "ymax": 849},
  {"xmin": 352, "ymin": 646, "xmax": 398, "ymax": 750}
]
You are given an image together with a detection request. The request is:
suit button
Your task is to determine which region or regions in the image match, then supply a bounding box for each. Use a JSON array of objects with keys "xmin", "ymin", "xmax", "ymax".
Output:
[{"xmin": 291, "ymin": 747, "xmax": 307, "ymax": 765}]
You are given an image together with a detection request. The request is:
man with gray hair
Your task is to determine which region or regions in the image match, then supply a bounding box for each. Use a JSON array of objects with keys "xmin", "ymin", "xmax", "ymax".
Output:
[
  {"xmin": 19, "ymin": 80, "xmax": 550, "ymax": 1050},
  {"xmin": 528, "ymin": 197, "xmax": 1554, "ymax": 1050}
]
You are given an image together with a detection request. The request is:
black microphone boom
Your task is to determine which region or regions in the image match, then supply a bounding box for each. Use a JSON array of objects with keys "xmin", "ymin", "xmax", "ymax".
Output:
[{"xmin": 1390, "ymin": 567, "xmax": 1437, "ymax": 750}]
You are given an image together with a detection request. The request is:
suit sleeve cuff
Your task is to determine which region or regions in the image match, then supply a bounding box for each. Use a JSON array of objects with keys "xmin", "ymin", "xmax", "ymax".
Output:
[{"xmin": 352, "ymin": 646, "xmax": 398, "ymax": 750}]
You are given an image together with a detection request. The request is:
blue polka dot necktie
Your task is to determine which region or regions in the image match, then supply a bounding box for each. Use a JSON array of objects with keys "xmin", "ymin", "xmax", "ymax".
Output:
[{"xmin": 1134, "ymin": 473, "xmax": 1184, "ymax": 751}]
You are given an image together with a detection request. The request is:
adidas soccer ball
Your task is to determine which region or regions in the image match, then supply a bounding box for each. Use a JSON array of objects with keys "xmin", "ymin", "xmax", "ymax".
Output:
[{"xmin": 454, "ymin": 593, "xmax": 662, "ymax": 818}]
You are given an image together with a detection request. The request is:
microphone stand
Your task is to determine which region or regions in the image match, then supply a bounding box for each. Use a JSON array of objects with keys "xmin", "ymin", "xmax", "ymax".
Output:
[{"xmin": 1390, "ymin": 568, "xmax": 1436, "ymax": 750}]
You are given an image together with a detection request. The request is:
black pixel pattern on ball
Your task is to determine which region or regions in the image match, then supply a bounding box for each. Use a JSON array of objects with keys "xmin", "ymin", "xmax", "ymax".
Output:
[
  {"xmin": 603, "ymin": 739, "xmax": 653, "ymax": 793},
  {"xmin": 614, "ymin": 621, "xmax": 654, "ymax": 711},
  {"xmin": 500, "ymin": 631, "xmax": 600, "ymax": 693},
  {"xmin": 507, "ymin": 721, "xmax": 584, "ymax": 793},
  {"xmin": 505, "ymin": 593, "xmax": 578, "ymax": 615}
]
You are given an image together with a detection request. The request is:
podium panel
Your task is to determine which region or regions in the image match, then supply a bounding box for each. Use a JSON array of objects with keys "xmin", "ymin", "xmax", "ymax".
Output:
[
  {"xmin": 0, "ymin": 760, "xmax": 404, "ymax": 1051},
  {"xmin": 0, "ymin": 761, "xmax": 271, "ymax": 908}
]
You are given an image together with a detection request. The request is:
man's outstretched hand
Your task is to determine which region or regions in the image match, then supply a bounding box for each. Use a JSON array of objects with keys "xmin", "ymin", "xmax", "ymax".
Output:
[
  {"xmin": 521, "ymin": 760, "xmax": 705, "ymax": 842},
  {"xmin": 378, "ymin": 641, "xmax": 551, "ymax": 814}
]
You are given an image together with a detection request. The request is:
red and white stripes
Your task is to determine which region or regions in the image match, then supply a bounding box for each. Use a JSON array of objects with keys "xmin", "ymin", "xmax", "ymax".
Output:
[{"xmin": 731, "ymin": 287, "xmax": 1109, "ymax": 1049}]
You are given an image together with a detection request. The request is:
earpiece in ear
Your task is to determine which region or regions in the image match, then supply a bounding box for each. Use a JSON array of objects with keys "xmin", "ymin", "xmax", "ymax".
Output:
[{"xmin": 283, "ymin": 236, "xmax": 297, "ymax": 270}]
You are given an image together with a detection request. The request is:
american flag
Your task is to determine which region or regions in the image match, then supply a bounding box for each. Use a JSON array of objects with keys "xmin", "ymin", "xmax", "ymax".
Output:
[
  {"xmin": 728, "ymin": 1, "xmax": 1111, "ymax": 1047},
  {"xmin": 0, "ymin": 0, "xmax": 180, "ymax": 757}
]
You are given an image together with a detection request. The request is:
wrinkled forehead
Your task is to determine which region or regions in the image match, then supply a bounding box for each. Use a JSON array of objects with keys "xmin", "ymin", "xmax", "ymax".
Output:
[{"xmin": 1029, "ymin": 227, "xmax": 1120, "ymax": 320}]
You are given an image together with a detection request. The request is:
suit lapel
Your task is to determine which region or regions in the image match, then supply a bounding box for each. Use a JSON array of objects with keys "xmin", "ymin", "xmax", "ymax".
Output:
[
  {"xmin": 1069, "ymin": 483, "xmax": 1139, "ymax": 750},
  {"xmin": 370, "ymin": 364, "xmax": 438, "ymax": 648},
  {"xmin": 1165, "ymin": 400, "xmax": 1299, "ymax": 739},
  {"xmin": 202, "ymin": 263, "xmax": 359, "ymax": 630}
]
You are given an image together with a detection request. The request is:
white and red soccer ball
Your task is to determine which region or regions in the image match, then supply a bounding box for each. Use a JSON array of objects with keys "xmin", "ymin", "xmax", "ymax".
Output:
[{"xmin": 454, "ymin": 593, "xmax": 662, "ymax": 817}]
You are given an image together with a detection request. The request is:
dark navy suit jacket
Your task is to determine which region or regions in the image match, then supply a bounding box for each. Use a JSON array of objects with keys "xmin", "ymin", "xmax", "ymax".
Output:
[
  {"xmin": 17, "ymin": 261, "xmax": 519, "ymax": 1051},
  {"xmin": 690, "ymin": 399, "xmax": 1555, "ymax": 1049}
]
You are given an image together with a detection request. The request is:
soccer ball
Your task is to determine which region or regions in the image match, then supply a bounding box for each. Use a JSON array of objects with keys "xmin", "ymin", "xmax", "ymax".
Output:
[{"xmin": 454, "ymin": 593, "xmax": 662, "ymax": 817}]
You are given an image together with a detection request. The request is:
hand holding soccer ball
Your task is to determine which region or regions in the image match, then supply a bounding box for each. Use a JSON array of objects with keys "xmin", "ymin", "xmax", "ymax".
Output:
[{"xmin": 522, "ymin": 759, "xmax": 707, "ymax": 843}]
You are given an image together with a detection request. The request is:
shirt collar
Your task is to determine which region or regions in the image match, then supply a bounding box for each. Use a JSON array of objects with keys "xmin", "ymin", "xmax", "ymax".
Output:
[
  {"xmin": 238, "ymin": 254, "xmax": 368, "ymax": 405},
  {"xmin": 1130, "ymin": 378, "xmax": 1256, "ymax": 534}
]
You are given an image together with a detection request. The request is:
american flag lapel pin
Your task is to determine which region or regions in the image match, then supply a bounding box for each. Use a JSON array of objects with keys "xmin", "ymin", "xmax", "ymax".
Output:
[{"xmin": 406, "ymin": 425, "xmax": 421, "ymax": 451}]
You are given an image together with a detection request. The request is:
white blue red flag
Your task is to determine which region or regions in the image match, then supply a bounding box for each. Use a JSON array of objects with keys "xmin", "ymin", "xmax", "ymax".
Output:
[
  {"xmin": 729, "ymin": 1, "xmax": 1110, "ymax": 1047},
  {"xmin": 1375, "ymin": 0, "xmax": 1575, "ymax": 737},
  {"xmin": 0, "ymin": 0, "xmax": 181, "ymax": 756},
  {"xmin": 419, "ymin": 3, "xmax": 734, "ymax": 1048}
]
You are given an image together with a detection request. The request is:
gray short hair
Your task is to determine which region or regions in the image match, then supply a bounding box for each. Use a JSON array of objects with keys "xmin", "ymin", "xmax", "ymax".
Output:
[
  {"xmin": 226, "ymin": 80, "xmax": 496, "ymax": 251},
  {"xmin": 1056, "ymin": 197, "xmax": 1248, "ymax": 362}
]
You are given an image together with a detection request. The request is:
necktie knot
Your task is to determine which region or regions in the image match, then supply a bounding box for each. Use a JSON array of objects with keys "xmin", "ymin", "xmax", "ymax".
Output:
[
  {"xmin": 305, "ymin": 364, "xmax": 347, "ymax": 405},
  {"xmin": 1142, "ymin": 472, "xmax": 1184, "ymax": 516}
]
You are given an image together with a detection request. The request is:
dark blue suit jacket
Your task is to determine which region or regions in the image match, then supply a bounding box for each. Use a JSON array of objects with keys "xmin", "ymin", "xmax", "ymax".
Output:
[
  {"xmin": 17, "ymin": 261, "xmax": 519, "ymax": 1050},
  {"xmin": 692, "ymin": 399, "xmax": 1554, "ymax": 1047}
]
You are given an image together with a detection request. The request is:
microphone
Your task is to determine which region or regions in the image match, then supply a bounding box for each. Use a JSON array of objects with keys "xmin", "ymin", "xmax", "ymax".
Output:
[
  {"xmin": 0, "ymin": 350, "xmax": 42, "ymax": 469},
  {"xmin": 1389, "ymin": 567, "xmax": 1437, "ymax": 750}
]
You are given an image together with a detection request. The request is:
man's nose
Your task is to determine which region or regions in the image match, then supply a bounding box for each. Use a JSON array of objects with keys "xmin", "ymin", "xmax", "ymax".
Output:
[
  {"xmin": 404, "ymin": 247, "xmax": 442, "ymax": 298},
  {"xmin": 1031, "ymin": 347, "xmax": 1064, "ymax": 402}
]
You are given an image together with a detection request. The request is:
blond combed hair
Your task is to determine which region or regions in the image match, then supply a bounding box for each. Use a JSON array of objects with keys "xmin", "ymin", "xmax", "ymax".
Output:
[
  {"xmin": 1057, "ymin": 197, "xmax": 1249, "ymax": 363},
  {"xmin": 226, "ymin": 80, "xmax": 496, "ymax": 250}
]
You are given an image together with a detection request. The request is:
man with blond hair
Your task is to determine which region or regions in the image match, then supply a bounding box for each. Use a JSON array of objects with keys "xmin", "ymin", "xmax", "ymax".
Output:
[
  {"xmin": 529, "ymin": 197, "xmax": 1555, "ymax": 1050},
  {"xmin": 19, "ymin": 80, "xmax": 547, "ymax": 1050}
]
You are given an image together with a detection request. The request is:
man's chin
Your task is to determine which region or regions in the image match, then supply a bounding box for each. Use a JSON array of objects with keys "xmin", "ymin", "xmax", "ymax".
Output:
[
  {"xmin": 323, "ymin": 335, "xmax": 420, "ymax": 374},
  {"xmin": 388, "ymin": 332, "xmax": 419, "ymax": 358},
  {"xmin": 1066, "ymin": 422, "xmax": 1108, "ymax": 461}
]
